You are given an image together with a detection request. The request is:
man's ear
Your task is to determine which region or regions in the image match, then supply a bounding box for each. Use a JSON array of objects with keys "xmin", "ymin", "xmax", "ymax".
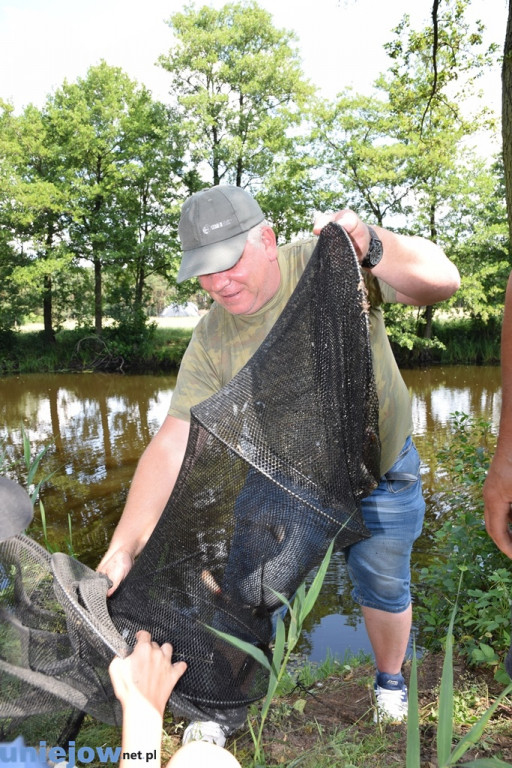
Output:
[{"xmin": 261, "ymin": 225, "xmax": 278, "ymax": 261}]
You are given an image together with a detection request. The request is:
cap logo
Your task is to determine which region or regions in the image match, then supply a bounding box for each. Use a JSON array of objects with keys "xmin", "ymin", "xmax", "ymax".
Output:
[{"xmin": 202, "ymin": 218, "xmax": 233, "ymax": 236}]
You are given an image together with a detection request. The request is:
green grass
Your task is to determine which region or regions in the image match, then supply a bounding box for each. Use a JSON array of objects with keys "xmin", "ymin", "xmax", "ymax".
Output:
[
  {"xmin": 432, "ymin": 316, "xmax": 501, "ymax": 365},
  {"xmin": 0, "ymin": 313, "xmax": 502, "ymax": 375},
  {"xmin": 57, "ymin": 647, "xmax": 512, "ymax": 768},
  {"xmin": 0, "ymin": 324, "xmax": 194, "ymax": 375}
]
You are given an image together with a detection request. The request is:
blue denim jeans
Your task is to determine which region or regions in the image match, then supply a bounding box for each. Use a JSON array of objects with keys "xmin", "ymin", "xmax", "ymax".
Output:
[{"xmin": 344, "ymin": 436, "xmax": 425, "ymax": 613}]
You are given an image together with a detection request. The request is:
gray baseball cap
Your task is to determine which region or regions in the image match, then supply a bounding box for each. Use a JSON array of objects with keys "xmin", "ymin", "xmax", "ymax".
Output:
[{"xmin": 177, "ymin": 185, "xmax": 264, "ymax": 283}]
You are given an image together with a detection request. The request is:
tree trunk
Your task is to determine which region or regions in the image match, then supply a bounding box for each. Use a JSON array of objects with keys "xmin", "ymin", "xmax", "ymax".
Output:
[
  {"xmin": 94, "ymin": 255, "xmax": 102, "ymax": 335},
  {"xmin": 42, "ymin": 222, "xmax": 56, "ymax": 343},
  {"xmin": 212, "ymin": 125, "xmax": 220, "ymax": 186},
  {"xmin": 423, "ymin": 304, "xmax": 433, "ymax": 340},
  {"xmin": 236, "ymin": 156, "xmax": 243, "ymax": 187},
  {"xmin": 423, "ymin": 201, "xmax": 439, "ymax": 340},
  {"xmin": 134, "ymin": 214, "xmax": 148, "ymax": 310},
  {"xmin": 236, "ymin": 93, "xmax": 244, "ymax": 187},
  {"xmin": 135, "ymin": 263, "xmax": 145, "ymax": 310},
  {"xmin": 503, "ymin": 0, "xmax": 512, "ymax": 241},
  {"xmin": 43, "ymin": 274, "xmax": 56, "ymax": 344}
]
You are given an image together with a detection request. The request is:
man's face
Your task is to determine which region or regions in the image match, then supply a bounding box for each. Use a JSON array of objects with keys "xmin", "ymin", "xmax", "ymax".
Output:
[{"xmin": 198, "ymin": 227, "xmax": 280, "ymax": 315}]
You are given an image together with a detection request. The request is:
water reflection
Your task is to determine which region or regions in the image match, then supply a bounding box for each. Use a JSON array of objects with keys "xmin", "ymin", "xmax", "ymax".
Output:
[
  {"xmin": 0, "ymin": 365, "xmax": 502, "ymax": 659},
  {"xmin": 403, "ymin": 366, "xmax": 501, "ymax": 524},
  {"xmin": 404, "ymin": 365, "xmax": 501, "ymax": 434},
  {"xmin": 0, "ymin": 373, "xmax": 174, "ymax": 565}
]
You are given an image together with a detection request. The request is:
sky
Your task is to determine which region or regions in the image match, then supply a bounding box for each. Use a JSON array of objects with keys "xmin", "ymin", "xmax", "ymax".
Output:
[{"xmin": 0, "ymin": 0, "xmax": 507, "ymax": 117}]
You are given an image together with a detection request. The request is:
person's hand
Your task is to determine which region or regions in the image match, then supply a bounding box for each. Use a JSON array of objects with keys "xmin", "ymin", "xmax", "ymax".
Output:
[
  {"xmin": 97, "ymin": 549, "xmax": 135, "ymax": 596},
  {"xmin": 109, "ymin": 630, "xmax": 188, "ymax": 717},
  {"xmin": 313, "ymin": 209, "xmax": 371, "ymax": 263},
  {"xmin": 483, "ymin": 453, "xmax": 512, "ymax": 559}
]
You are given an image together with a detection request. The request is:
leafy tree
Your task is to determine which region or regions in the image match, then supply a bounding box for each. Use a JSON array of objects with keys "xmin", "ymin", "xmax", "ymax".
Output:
[
  {"xmin": 381, "ymin": 0, "xmax": 501, "ymax": 338},
  {"xmin": 310, "ymin": 0, "xmax": 502, "ymax": 356},
  {"xmin": 0, "ymin": 102, "xmax": 26, "ymax": 333},
  {"xmin": 45, "ymin": 61, "xmax": 186, "ymax": 334},
  {"xmin": 158, "ymin": 1, "xmax": 314, "ymax": 193},
  {"xmin": 0, "ymin": 220, "xmax": 25, "ymax": 335},
  {"xmin": 428, "ymin": 155, "xmax": 508, "ymax": 318},
  {"xmin": 310, "ymin": 91, "xmax": 418, "ymax": 224},
  {"xmin": 256, "ymin": 151, "xmax": 320, "ymax": 242},
  {"xmin": 101, "ymin": 98, "xmax": 188, "ymax": 322},
  {"xmin": 0, "ymin": 101, "xmax": 74, "ymax": 341}
]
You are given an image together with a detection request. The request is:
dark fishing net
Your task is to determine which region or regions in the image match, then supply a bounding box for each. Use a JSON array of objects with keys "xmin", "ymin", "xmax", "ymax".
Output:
[{"xmin": 0, "ymin": 222, "xmax": 380, "ymax": 741}]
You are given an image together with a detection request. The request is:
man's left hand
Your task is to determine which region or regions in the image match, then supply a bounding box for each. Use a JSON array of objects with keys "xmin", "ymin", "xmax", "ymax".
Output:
[{"xmin": 313, "ymin": 210, "xmax": 370, "ymax": 263}]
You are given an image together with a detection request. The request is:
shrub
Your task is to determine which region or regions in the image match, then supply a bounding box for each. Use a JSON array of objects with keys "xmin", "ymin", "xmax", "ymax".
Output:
[{"xmin": 415, "ymin": 413, "xmax": 511, "ymax": 683}]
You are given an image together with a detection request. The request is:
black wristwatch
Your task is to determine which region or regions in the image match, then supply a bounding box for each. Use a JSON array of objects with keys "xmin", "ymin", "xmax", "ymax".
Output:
[{"xmin": 360, "ymin": 225, "xmax": 383, "ymax": 269}]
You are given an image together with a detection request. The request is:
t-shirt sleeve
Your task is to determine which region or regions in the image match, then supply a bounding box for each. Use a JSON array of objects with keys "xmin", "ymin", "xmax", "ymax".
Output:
[
  {"xmin": 365, "ymin": 273, "xmax": 397, "ymax": 306},
  {"xmin": 168, "ymin": 324, "xmax": 222, "ymax": 422},
  {"xmin": 376, "ymin": 277, "xmax": 397, "ymax": 304}
]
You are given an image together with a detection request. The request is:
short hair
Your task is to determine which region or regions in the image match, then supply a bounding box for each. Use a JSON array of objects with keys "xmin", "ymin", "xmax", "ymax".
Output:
[{"xmin": 246, "ymin": 220, "xmax": 269, "ymax": 247}]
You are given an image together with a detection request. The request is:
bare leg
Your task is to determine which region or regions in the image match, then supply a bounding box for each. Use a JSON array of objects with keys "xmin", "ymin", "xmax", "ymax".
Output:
[{"xmin": 361, "ymin": 604, "xmax": 411, "ymax": 674}]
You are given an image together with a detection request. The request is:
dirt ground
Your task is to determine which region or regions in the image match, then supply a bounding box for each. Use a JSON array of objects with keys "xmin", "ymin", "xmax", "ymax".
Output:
[{"xmin": 223, "ymin": 653, "xmax": 512, "ymax": 767}]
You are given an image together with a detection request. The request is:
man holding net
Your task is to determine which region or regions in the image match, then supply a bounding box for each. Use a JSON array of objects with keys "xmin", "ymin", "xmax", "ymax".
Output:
[{"xmin": 98, "ymin": 185, "xmax": 460, "ymax": 742}]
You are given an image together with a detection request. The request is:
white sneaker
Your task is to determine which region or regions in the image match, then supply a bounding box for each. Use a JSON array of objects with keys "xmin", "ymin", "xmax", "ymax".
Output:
[
  {"xmin": 373, "ymin": 672, "xmax": 408, "ymax": 723},
  {"xmin": 182, "ymin": 720, "xmax": 227, "ymax": 747}
]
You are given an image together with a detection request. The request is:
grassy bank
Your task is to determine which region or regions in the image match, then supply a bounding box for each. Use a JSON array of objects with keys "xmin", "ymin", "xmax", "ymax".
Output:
[
  {"xmin": 432, "ymin": 315, "xmax": 502, "ymax": 366},
  {"xmin": 0, "ymin": 319, "xmax": 197, "ymax": 376},
  {"xmin": 390, "ymin": 315, "xmax": 502, "ymax": 368},
  {"xmin": 72, "ymin": 651, "xmax": 512, "ymax": 767},
  {"xmin": 0, "ymin": 314, "xmax": 501, "ymax": 376}
]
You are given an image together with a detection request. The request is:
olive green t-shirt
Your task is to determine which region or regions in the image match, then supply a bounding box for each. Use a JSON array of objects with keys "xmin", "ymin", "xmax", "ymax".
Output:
[{"xmin": 169, "ymin": 237, "xmax": 413, "ymax": 476}]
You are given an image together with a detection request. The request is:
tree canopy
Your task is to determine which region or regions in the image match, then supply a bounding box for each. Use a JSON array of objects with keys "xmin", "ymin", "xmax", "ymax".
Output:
[{"xmin": 0, "ymin": 0, "xmax": 506, "ymax": 358}]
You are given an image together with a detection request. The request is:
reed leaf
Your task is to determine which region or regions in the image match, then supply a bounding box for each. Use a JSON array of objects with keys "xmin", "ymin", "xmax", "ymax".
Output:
[
  {"xmin": 263, "ymin": 586, "xmax": 293, "ymax": 613},
  {"xmin": 206, "ymin": 626, "xmax": 272, "ymax": 674},
  {"xmin": 67, "ymin": 513, "xmax": 75, "ymax": 557},
  {"xmin": 406, "ymin": 639, "xmax": 420, "ymax": 768},
  {"xmin": 39, "ymin": 500, "xmax": 54, "ymax": 554},
  {"xmin": 437, "ymin": 601, "xmax": 456, "ymax": 766},
  {"xmin": 22, "ymin": 426, "xmax": 31, "ymax": 470},
  {"xmin": 301, "ymin": 537, "xmax": 336, "ymax": 620},
  {"xmin": 26, "ymin": 446, "xmax": 50, "ymax": 487},
  {"xmin": 288, "ymin": 583, "xmax": 306, "ymax": 644},
  {"xmin": 461, "ymin": 759, "xmax": 512, "ymax": 767},
  {"xmin": 271, "ymin": 614, "xmax": 286, "ymax": 679}
]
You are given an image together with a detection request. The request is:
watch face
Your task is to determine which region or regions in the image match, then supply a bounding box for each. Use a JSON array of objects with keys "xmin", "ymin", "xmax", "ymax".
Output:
[
  {"xmin": 362, "ymin": 227, "xmax": 383, "ymax": 268},
  {"xmin": 369, "ymin": 238, "xmax": 383, "ymax": 264}
]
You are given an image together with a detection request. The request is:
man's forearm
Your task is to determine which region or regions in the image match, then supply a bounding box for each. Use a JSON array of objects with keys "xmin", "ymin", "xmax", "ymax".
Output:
[
  {"xmin": 106, "ymin": 443, "xmax": 180, "ymax": 559},
  {"xmin": 370, "ymin": 227, "xmax": 460, "ymax": 306},
  {"xmin": 97, "ymin": 415, "xmax": 190, "ymax": 589},
  {"xmin": 312, "ymin": 210, "xmax": 460, "ymax": 307}
]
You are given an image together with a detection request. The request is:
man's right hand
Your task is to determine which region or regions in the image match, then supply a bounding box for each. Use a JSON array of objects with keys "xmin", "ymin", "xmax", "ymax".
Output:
[{"xmin": 97, "ymin": 549, "xmax": 134, "ymax": 596}]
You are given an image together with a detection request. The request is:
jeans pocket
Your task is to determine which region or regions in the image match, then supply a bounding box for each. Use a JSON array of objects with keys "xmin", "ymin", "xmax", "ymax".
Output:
[{"xmin": 385, "ymin": 438, "xmax": 421, "ymax": 495}]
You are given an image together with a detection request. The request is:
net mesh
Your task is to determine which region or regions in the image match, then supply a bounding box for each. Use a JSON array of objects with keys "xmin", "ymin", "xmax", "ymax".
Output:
[{"xmin": 0, "ymin": 222, "xmax": 380, "ymax": 740}]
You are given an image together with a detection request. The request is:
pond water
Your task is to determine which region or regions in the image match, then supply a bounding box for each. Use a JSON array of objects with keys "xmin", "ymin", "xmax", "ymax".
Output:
[{"xmin": 0, "ymin": 365, "xmax": 502, "ymax": 663}]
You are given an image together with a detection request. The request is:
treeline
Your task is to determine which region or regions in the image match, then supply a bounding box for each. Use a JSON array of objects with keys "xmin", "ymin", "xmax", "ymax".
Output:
[{"xmin": 0, "ymin": 0, "xmax": 509, "ymax": 361}]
